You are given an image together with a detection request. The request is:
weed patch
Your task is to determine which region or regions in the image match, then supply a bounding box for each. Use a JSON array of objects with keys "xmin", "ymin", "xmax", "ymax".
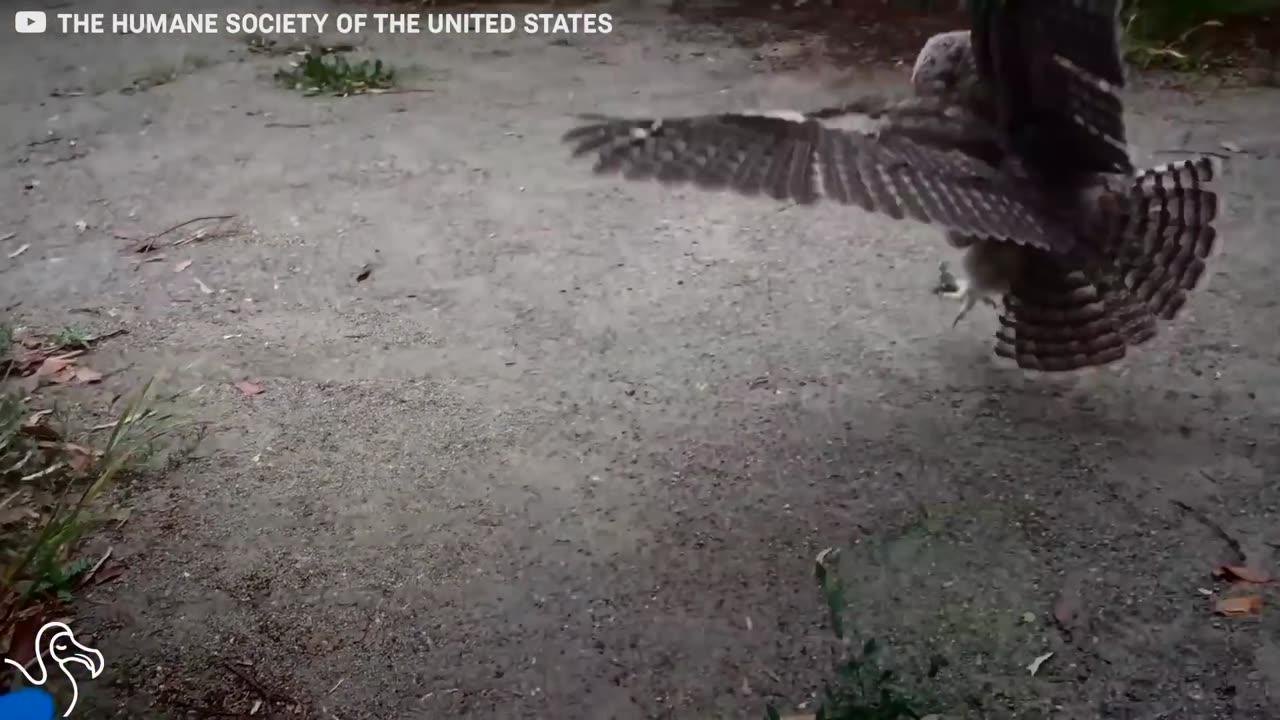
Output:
[
  {"xmin": 1, "ymin": 325, "xmax": 200, "ymax": 690},
  {"xmin": 766, "ymin": 548, "xmax": 941, "ymax": 720},
  {"xmin": 274, "ymin": 50, "xmax": 396, "ymax": 96}
]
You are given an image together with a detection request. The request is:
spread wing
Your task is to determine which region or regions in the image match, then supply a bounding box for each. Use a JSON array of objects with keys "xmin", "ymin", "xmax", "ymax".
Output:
[
  {"xmin": 971, "ymin": 0, "xmax": 1132, "ymax": 177},
  {"xmin": 563, "ymin": 110, "xmax": 1076, "ymax": 253}
]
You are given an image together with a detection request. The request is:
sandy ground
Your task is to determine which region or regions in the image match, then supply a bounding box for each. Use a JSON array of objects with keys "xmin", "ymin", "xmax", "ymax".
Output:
[{"xmin": 3, "ymin": 1, "xmax": 1280, "ymax": 717}]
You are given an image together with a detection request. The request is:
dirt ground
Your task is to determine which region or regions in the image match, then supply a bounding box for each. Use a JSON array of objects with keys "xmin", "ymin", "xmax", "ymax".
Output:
[{"xmin": 3, "ymin": 1, "xmax": 1280, "ymax": 717}]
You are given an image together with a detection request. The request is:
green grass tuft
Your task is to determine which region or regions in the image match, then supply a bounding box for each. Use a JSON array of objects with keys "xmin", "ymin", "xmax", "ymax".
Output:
[
  {"xmin": 2, "ymin": 371, "xmax": 201, "ymax": 643},
  {"xmin": 765, "ymin": 549, "xmax": 938, "ymax": 720},
  {"xmin": 274, "ymin": 51, "xmax": 396, "ymax": 96}
]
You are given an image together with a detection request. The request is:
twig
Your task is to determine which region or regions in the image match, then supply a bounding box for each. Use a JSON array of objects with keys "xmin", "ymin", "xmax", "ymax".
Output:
[
  {"xmin": 1172, "ymin": 499, "xmax": 1245, "ymax": 564},
  {"xmin": 221, "ymin": 660, "xmax": 296, "ymax": 705},
  {"xmin": 1154, "ymin": 148, "xmax": 1232, "ymax": 159},
  {"xmin": 265, "ymin": 122, "xmax": 313, "ymax": 128},
  {"xmin": 78, "ymin": 546, "xmax": 114, "ymax": 587},
  {"xmin": 87, "ymin": 328, "xmax": 128, "ymax": 344},
  {"xmin": 167, "ymin": 700, "xmax": 244, "ymax": 717},
  {"xmin": 0, "ymin": 490, "xmax": 22, "ymax": 511},
  {"xmin": 364, "ymin": 88, "xmax": 434, "ymax": 95},
  {"xmin": 136, "ymin": 214, "xmax": 236, "ymax": 252},
  {"xmin": 44, "ymin": 152, "xmax": 88, "ymax": 165}
]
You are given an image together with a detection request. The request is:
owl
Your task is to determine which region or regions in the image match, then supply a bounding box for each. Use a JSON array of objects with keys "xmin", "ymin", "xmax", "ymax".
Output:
[{"xmin": 563, "ymin": 0, "xmax": 1220, "ymax": 371}]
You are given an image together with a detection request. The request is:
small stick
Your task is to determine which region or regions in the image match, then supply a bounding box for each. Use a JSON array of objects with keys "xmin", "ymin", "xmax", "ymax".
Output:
[
  {"xmin": 1154, "ymin": 148, "xmax": 1232, "ymax": 159},
  {"xmin": 1172, "ymin": 499, "xmax": 1245, "ymax": 564},
  {"xmin": 136, "ymin": 214, "xmax": 235, "ymax": 252},
  {"xmin": 78, "ymin": 546, "xmax": 114, "ymax": 587}
]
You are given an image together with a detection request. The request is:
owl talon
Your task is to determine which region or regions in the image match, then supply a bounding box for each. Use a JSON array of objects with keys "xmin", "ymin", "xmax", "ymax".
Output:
[{"xmin": 951, "ymin": 290, "xmax": 978, "ymax": 327}]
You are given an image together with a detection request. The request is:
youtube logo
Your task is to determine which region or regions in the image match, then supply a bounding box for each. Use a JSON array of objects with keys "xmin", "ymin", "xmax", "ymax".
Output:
[{"xmin": 15, "ymin": 11, "xmax": 47, "ymax": 33}]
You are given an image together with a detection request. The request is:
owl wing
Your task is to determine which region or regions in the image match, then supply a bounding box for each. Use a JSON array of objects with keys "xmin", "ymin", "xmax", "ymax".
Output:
[
  {"xmin": 971, "ymin": 0, "xmax": 1132, "ymax": 176},
  {"xmin": 563, "ymin": 109, "xmax": 1076, "ymax": 254}
]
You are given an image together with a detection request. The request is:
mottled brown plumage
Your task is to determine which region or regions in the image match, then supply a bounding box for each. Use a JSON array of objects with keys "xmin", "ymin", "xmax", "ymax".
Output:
[{"xmin": 562, "ymin": 0, "xmax": 1222, "ymax": 372}]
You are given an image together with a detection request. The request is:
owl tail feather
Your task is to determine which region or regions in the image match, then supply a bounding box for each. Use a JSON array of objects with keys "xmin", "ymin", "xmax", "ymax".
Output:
[
  {"xmin": 991, "ymin": 156, "xmax": 1221, "ymax": 372},
  {"xmin": 1113, "ymin": 156, "xmax": 1221, "ymax": 321}
]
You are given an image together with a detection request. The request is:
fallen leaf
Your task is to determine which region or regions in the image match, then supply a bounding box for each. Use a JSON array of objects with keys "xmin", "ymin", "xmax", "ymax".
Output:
[
  {"xmin": 234, "ymin": 381, "xmax": 265, "ymax": 397},
  {"xmin": 174, "ymin": 259, "xmax": 193, "ymax": 273},
  {"xmin": 355, "ymin": 264, "xmax": 372, "ymax": 282},
  {"xmin": 1215, "ymin": 595, "xmax": 1262, "ymax": 617},
  {"xmin": 74, "ymin": 366, "xmax": 104, "ymax": 384},
  {"xmin": 78, "ymin": 547, "xmax": 113, "ymax": 588},
  {"xmin": 7, "ymin": 243, "xmax": 31, "ymax": 259},
  {"xmin": 75, "ymin": 219, "xmax": 88, "ymax": 233},
  {"xmin": 1214, "ymin": 565, "xmax": 1273, "ymax": 584},
  {"xmin": 194, "ymin": 277, "xmax": 214, "ymax": 294},
  {"xmin": 5, "ymin": 610, "xmax": 49, "ymax": 669},
  {"xmin": 52, "ymin": 365, "xmax": 79, "ymax": 384},
  {"xmin": 34, "ymin": 356, "xmax": 73, "ymax": 378},
  {"xmin": 20, "ymin": 410, "xmax": 60, "ymax": 441},
  {"xmin": 62, "ymin": 442, "xmax": 101, "ymax": 472},
  {"xmin": 109, "ymin": 506, "xmax": 132, "ymax": 529},
  {"xmin": 1027, "ymin": 651, "xmax": 1054, "ymax": 676},
  {"xmin": 89, "ymin": 562, "xmax": 126, "ymax": 587},
  {"xmin": 1220, "ymin": 141, "xmax": 1243, "ymax": 153},
  {"xmin": 0, "ymin": 505, "xmax": 39, "ymax": 526}
]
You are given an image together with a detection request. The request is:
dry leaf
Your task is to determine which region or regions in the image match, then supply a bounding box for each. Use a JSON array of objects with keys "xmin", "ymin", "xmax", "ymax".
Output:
[
  {"xmin": 78, "ymin": 547, "xmax": 113, "ymax": 588},
  {"xmin": 89, "ymin": 562, "xmax": 126, "ymax": 587},
  {"xmin": 20, "ymin": 410, "xmax": 60, "ymax": 441},
  {"xmin": 174, "ymin": 259, "xmax": 193, "ymax": 273},
  {"xmin": 1027, "ymin": 651, "xmax": 1054, "ymax": 676},
  {"xmin": 194, "ymin": 277, "xmax": 214, "ymax": 294},
  {"xmin": 62, "ymin": 442, "xmax": 101, "ymax": 472},
  {"xmin": 52, "ymin": 366, "xmax": 78, "ymax": 384},
  {"xmin": 1053, "ymin": 591, "xmax": 1081, "ymax": 630},
  {"xmin": 74, "ymin": 366, "xmax": 104, "ymax": 384},
  {"xmin": 0, "ymin": 505, "xmax": 39, "ymax": 526},
  {"xmin": 234, "ymin": 381, "xmax": 265, "ymax": 397},
  {"xmin": 1214, "ymin": 565, "xmax": 1273, "ymax": 584},
  {"xmin": 109, "ymin": 506, "xmax": 133, "ymax": 529},
  {"xmin": 1215, "ymin": 595, "xmax": 1262, "ymax": 617},
  {"xmin": 5, "ymin": 611, "xmax": 49, "ymax": 669},
  {"xmin": 34, "ymin": 356, "xmax": 73, "ymax": 378}
]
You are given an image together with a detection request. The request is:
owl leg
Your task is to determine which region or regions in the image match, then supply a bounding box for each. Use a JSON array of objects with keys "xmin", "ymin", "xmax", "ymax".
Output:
[
  {"xmin": 935, "ymin": 262, "xmax": 998, "ymax": 326},
  {"xmin": 949, "ymin": 284, "xmax": 981, "ymax": 327}
]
